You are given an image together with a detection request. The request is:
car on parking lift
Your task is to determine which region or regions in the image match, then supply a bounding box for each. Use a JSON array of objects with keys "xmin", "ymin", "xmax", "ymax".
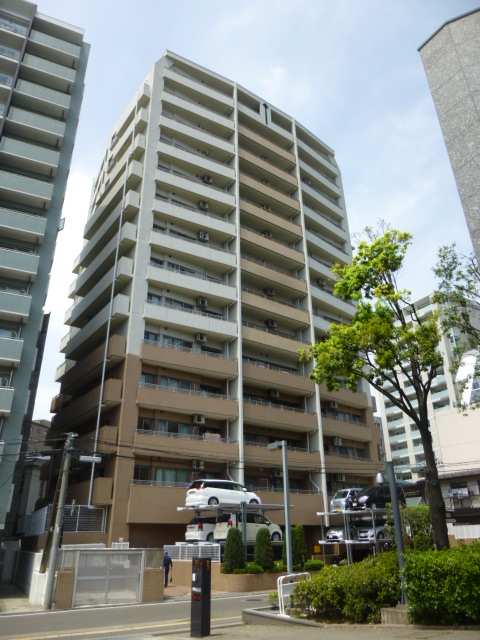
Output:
[
  {"xmin": 213, "ymin": 511, "xmax": 282, "ymax": 542},
  {"xmin": 185, "ymin": 479, "xmax": 261, "ymax": 507},
  {"xmin": 185, "ymin": 516, "xmax": 217, "ymax": 542},
  {"xmin": 330, "ymin": 488, "xmax": 363, "ymax": 512},
  {"xmin": 349, "ymin": 484, "xmax": 406, "ymax": 510}
]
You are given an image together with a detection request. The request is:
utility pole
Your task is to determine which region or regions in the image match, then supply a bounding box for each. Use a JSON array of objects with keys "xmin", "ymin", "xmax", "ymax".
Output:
[{"xmin": 43, "ymin": 432, "xmax": 77, "ymax": 610}]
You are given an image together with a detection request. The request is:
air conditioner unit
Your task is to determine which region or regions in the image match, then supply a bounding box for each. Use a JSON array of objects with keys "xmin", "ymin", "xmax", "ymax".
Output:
[
  {"xmin": 303, "ymin": 177, "xmax": 312, "ymax": 186},
  {"xmin": 269, "ymin": 389, "xmax": 280, "ymax": 399},
  {"xmin": 198, "ymin": 200, "xmax": 209, "ymax": 211},
  {"xmin": 202, "ymin": 175, "xmax": 213, "ymax": 185},
  {"xmin": 316, "ymin": 278, "xmax": 326, "ymax": 288},
  {"xmin": 273, "ymin": 469, "xmax": 283, "ymax": 478},
  {"xmin": 192, "ymin": 459, "xmax": 205, "ymax": 470},
  {"xmin": 262, "ymin": 229, "xmax": 272, "ymax": 238},
  {"xmin": 333, "ymin": 437, "xmax": 342, "ymax": 446},
  {"xmin": 265, "ymin": 319, "xmax": 277, "ymax": 329},
  {"xmin": 198, "ymin": 230, "xmax": 209, "ymax": 242},
  {"xmin": 196, "ymin": 333, "xmax": 207, "ymax": 343},
  {"xmin": 329, "ymin": 401, "xmax": 338, "ymax": 410},
  {"xmin": 264, "ymin": 288, "xmax": 276, "ymax": 297},
  {"xmin": 261, "ymin": 203, "xmax": 272, "ymax": 211},
  {"xmin": 336, "ymin": 474, "xmax": 346, "ymax": 482},
  {"xmin": 197, "ymin": 297, "xmax": 208, "ymax": 307},
  {"xmin": 261, "ymin": 179, "xmax": 271, "ymax": 186},
  {"xmin": 193, "ymin": 414, "xmax": 206, "ymax": 425}
]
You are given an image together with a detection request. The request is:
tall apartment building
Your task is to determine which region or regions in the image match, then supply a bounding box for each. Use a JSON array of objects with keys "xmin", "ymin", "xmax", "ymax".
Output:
[
  {"xmin": 51, "ymin": 51, "xmax": 381, "ymax": 547},
  {"xmin": 377, "ymin": 294, "xmax": 458, "ymax": 482},
  {"xmin": 419, "ymin": 8, "xmax": 480, "ymax": 262},
  {"xmin": 0, "ymin": 0, "xmax": 89, "ymax": 534}
]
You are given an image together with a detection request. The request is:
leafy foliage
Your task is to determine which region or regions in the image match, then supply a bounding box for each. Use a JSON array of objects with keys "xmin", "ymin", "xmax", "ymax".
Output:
[
  {"xmin": 295, "ymin": 524, "xmax": 307, "ymax": 566},
  {"xmin": 404, "ymin": 542, "xmax": 480, "ymax": 624},
  {"xmin": 385, "ymin": 504, "xmax": 434, "ymax": 551},
  {"xmin": 282, "ymin": 526, "xmax": 301, "ymax": 567},
  {"xmin": 300, "ymin": 226, "xmax": 449, "ymax": 550},
  {"xmin": 304, "ymin": 559, "xmax": 324, "ymax": 571},
  {"xmin": 254, "ymin": 527, "xmax": 274, "ymax": 570},
  {"xmin": 245, "ymin": 562, "xmax": 264, "ymax": 574},
  {"xmin": 222, "ymin": 527, "xmax": 245, "ymax": 573},
  {"xmin": 289, "ymin": 551, "xmax": 400, "ymax": 623}
]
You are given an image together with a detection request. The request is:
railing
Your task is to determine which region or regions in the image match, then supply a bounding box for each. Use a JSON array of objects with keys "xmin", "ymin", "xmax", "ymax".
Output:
[
  {"xmin": 240, "ymin": 196, "xmax": 302, "ymax": 230},
  {"xmin": 0, "ymin": 72, "xmax": 13, "ymax": 87},
  {"xmin": 241, "ymin": 286, "xmax": 303, "ymax": 311},
  {"xmin": 0, "ymin": 242, "xmax": 38, "ymax": 255},
  {"xmin": 244, "ymin": 396, "xmax": 316, "ymax": 415},
  {"xmin": 150, "ymin": 261, "xmax": 236, "ymax": 287},
  {"xmin": 242, "ymin": 319, "xmax": 310, "ymax": 344},
  {"xmin": 169, "ymin": 65, "xmax": 233, "ymax": 97},
  {"xmin": 302, "ymin": 180, "xmax": 342, "ymax": 208},
  {"xmin": 245, "ymin": 440, "xmax": 317, "ymax": 454},
  {"xmin": 0, "ymin": 43, "xmax": 20, "ymax": 59},
  {"xmin": 154, "ymin": 193, "xmax": 232, "ymax": 224},
  {"xmin": 136, "ymin": 428, "xmax": 230, "ymax": 443},
  {"xmin": 322, "ymin": 411, "xmax": 370, "ymax": 429},
  {"xmin": 159, "ymin": 136, "xmax": 230, "ymax": 168},
  {"xmin": 17, "ymin": 505, "xmax": 106, "ymax": 536},
  {"xmin": 240, "ymin": 169, "xmax": 299, "ymax": 201},
  {"xmin": 313, "ymin": 310, "xmax": 342, "ymax": 325},
  {"xmin": 325, "ymin": 450, "xmax": 374, "ymax": 463},
  {"xmin": 240, "ymin": 224, "xmax": 302, "ymax": 252},
  {"xmin": 0, "ymin": 16, "xmax": 28, "ymax": 35},
  {"xmin": 0, "ymin": 284, "xmax": 30, "ymax": 295},
  {"xmin": 145, "ymin": 298, "xmax": 236, "ymax": 324},
  {"xmin": 306, "ymin": 227, "xmax": 347, "ymax": 254},
  {"xmin": 142, "ymin": 339, "xmax": 237, "ymax": 361},
  {"xmin": 304, "ymin": 204, "xmax": 343, "ymax": 228},
  {"xmin": 242, "ymin": 356, "xmax": 303, "ymax": 376},
  {"xmin": 160, "ymin": 111, "xmax": 233, "ymax": 142},
  {"xmin": 157, "ymin": 164, "xmax": 233, "ymax": 195},
  {"xmin": 163, "ymin": 86, "xmax": 233, "ymax": 119},
  {"xmin": 241, "ymin": 253, "xmax": 305, "ymax": 280},
  {"xmin": 308, "ymin": 252, "xmax": 335, "ymax": 270},
  {"xmin": 139, "ymin": 381, "xmax": 235, "ymax": 400},
  {"xmin": 238, "ymin": 121, "xmax": 293, "ymax": 152},
  {"xmin": 164, "ymin": 543, "xmax": 221, "ymax": 563},
  {"xmin": 133, "ymin": 479, "xmax": 190, "ymax": 488},
  {"xmin": 151, "ymin": 225, "xmax": 235, "ymax": 255}
]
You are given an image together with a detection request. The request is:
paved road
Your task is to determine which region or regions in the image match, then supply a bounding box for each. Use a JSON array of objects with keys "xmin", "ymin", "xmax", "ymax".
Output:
[{"xmin": 0, "ymin": 593, "xmax": 269, "ymax": 639}]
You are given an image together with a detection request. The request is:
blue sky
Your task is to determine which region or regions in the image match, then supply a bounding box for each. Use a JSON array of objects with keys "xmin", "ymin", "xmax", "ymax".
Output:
[{"xmin": 33, "ymin": 0, "xmax": 480, "ymax": 417}]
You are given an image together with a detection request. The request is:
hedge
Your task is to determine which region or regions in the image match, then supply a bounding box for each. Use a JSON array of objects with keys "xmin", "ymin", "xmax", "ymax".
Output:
[{"xmin": 403, "ymin": 542, "xmax": 480, "ymax": 625}]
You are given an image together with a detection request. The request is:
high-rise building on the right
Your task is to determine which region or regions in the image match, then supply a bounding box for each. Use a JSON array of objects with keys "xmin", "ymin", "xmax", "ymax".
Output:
[{"xmin": 419, "ymin": 8, "xmax": 480, "ymax": 262}]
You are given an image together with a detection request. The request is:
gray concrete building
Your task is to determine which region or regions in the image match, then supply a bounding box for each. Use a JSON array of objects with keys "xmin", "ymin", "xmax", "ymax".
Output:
[
  {"xmin": 419, "ymin": 8, "xmax": 480, "ymax": 261},
  {"xmin": 0, "ymin": 0, "xmax": 89, "ymax": 534}
]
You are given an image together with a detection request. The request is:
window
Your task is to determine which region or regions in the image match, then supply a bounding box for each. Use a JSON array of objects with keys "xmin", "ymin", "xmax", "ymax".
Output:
[
  {"xmin": 138, "ymin": 417, "xmax": 154, "ymax": 430},
  {"xmin": 164, "ymin": 297, "xmax": 194, "ymax": 311},
  {"xmin": 134, "ymin": 465, "xmax": 150, "ymax": 482},
  {"xmin": 160, "ymin": 376, "xmax": 191, "ymax": 391},
  {"xmin": 147, "ymin": 292, "xmax": 161, "ymax": 304},
  {"xmin": 144, "ymin": 330, "xmax": 159, "ymax": 342},
  {"xmin": 155, "ymin": 467, "xmax": 189, "ymax": 485},
  {"xmin": 141, "ymin": 372, "xmax": 156, "ymax": 385},
  {"xmin": 157, "ymin": 419, "xmax": 190, "ymax": 437}
]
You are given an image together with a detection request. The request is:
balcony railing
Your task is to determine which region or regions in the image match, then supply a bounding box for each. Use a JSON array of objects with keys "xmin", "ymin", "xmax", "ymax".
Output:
[
  {"xmin": 136, "ymin": 428, "xmax": 231, "ymax": 443},
  {"xmin": 139, "ymin": 381, "xmax": 234, "ymax": 400},
  {"xmin": 154, "ymin": 193, "xmax": 232, "ymax": 223},
  {"xmin": 242, "ymin": 286, "xmax": 303, "ymax": 311},
  {"xmin": 150, "ymin": 261, "xmax": 236, "ymax": 287},
  {"xmin": 146, "ymin": 298, "xmax": 235, "ymax": 323},
  {"xmin": 242, "ymin": 320, "xmax": 310, "ymax": 344},
  {"xmin": 159, "ymin": 136, "xmax": 230, "ymax": 168},
  {"xmin": 306, "ymin": 227, "xmax": 347, "ymax": 254},
  {"xmin": 322, "ymin": 411, "xmax": 370, "ymax": 429},
  {"xmin": 170, "ymin": 65, "xmax": 233, "ymax": 97},
  {"xmin": 240, "ymin": 197, "xmax": 302, "ymax": 230},
  {"xmin": 241, "ymin": 254, "xmax": 305, "ymax": 280},
  {"xmin": 245, "ymin": 440, "xmax": 317, "ymax": 454},
  {"xmin": 151, "ymin": 225, "xmax": 235, "ymax": 255},
  {"xmin": 161, "ymin": 111, "xmax": 233, "ymax": 142},
  {"xmin": 158, "ymin": 164, "xmax": 233, "ymax": 195},
  {"xmin": 163, "ymin": 86, "xmax": 233, "ymax": 119},
  {"xmin": 0, "ymin": 16, "xmax": 28, "ymax": 35},
  {"xmin": 304, "ymin": 204, "xmax": 342, "ymax": 228},
  {"xmin": 242, "ymin": 356, "xmax": 304, "ymax": 376},
  {"xmin": 244, "ymin": 396, "xmax": 316, "ymax": 415},
  {"xmin": 241, "ymin": 224, "xmax": 301, "ymax": 252},
  {"xmin": 142, "ymin": 339, "xmax": 237, "ymax": 361}
]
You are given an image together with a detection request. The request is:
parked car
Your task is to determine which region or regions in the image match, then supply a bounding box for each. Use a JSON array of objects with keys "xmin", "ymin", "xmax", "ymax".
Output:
[
  {"xmin": 185, "ymin": 479, "xmax": 261, "ymax": 507},
  {"xmin": 213, "ymin": 512, "xmax": 282, "ymax": 542},
  {"xmin": 349, "ymin": 484, "xmax": 406, "ymax": 511},
  {"xmin": 330, "ymin": 487, "xmax": 363, "ymax": 512},
  {"xmin": 356, "ymin": 522, "xmax": 388, "ymax": 542},
  {"xmin": 325, "ymin": 522, "xmax": 362, "ymax": 542},
  {"xmin": 185, "ymin": 516, "xmax": 217, "ymax": 542}
]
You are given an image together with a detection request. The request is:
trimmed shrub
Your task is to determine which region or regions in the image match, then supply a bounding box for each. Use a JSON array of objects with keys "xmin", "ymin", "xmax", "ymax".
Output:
[
  {"xmin": 290, "ymin": 551, "xmax": 400, "ymax": 624},
  {"xmin": 222, "ymin": 527, "xmax": 245, "ymax": 573},
  {"xmin": 232, "ymin": 567, "xmax": 246, "ymax": 574},
  {"xmin": 246, "ymin": 562, "xmax": 264, "ymax": 574},
  {"xmin": 254, "ymin": 527, "xmax": 274, "ymax": 570},
  {"xmin": 304, "ymin": 559, "xmax": 324, "ymax": 572},
  {"xmin": 404, "ymin": 542, "xmax": 480, "ymax": 625},
  {"xmin": 295, "ymin": 524, "xmax": 307, "ymax": 566}
]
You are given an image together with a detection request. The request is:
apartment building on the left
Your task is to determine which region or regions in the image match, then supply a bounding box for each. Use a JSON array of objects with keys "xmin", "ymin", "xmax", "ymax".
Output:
[{"xmin": 0, "ymin": 0, "xmax": 89, "ymax": 536}]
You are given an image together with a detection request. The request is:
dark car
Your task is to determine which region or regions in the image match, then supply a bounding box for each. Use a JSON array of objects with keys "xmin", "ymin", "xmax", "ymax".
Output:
[{"xmin": 350, "ymin": 484, "xmax": 406, "ymax": 510}]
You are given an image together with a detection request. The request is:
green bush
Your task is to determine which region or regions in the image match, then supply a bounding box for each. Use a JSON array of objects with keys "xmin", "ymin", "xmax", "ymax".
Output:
[
  {"xmin": 404, "ymin": 542, "xmax": 480, "ymax": 625},
  {"xmin": 232, "ymin": 567, "xmax": 246, "ymax": 574},
  {"xmin": 254, "ymin": 527, "xmax": 274, "ymax": 570},
  {"xmin": 295, "ymin": 524, "xmax": 307, "ymax": 565},
  {"xmin": 304, "ymin": 559, "xmax": 324, "ymax": 572},
  {"xmin": 385, "ymin": 504, "xmax": 433, "ymax": 550},
  {"xmin": 282, "ymin": 526, "xmax": 301, "ymax": 567},
  {"xmin": 290, "ymin": 551, "xmax": 400, "ymax": 624},
  {"xmin": 246, "ymin": 562, "xmax": 264, "ymax": 574},
  {"xmin": 222, "ymin": 527, "xmax": 245, "ymax": 573},
  {"xmin": 269, "ymin": 590, "xmax": 279, "ymax": 607}
]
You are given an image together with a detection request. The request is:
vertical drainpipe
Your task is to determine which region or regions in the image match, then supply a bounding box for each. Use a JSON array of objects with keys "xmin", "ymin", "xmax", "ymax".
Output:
[
  {"xmin": 87, "ymin": 98, "xmax": 139, "ymax": 506},
  {"xmin": 232, "ymin": 83, "xmax": 244, "ymax": 484},
  {"xmin": 291, "ymin": 120, "xmax": 329, "ymax": 513}
]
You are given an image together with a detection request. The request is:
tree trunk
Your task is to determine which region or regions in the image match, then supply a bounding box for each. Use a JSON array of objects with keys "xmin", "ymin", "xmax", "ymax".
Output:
[{"xmin": 419, "ymin": 421, "xmax": 450, "ymax": 550}]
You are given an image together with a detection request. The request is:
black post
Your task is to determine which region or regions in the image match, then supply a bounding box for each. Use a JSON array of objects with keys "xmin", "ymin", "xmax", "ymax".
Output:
[{"xmin": 190, "ymin": 557, "xmax": 211, "ymax": 637}]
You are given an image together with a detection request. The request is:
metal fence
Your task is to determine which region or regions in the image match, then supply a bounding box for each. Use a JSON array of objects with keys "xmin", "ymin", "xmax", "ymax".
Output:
[
  {"xmin": 17, "ymin": 504, "xmax": 107, "ymax": 537},
  {"xmin": 164, "ymin": 543, "xmax": 221, "ymax": 563}
]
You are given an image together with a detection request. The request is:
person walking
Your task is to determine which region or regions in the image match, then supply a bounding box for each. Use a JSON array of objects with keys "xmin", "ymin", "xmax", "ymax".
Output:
[{"xmin": 164, "ymin": 550, "xmax": 173, "ymax": 587}]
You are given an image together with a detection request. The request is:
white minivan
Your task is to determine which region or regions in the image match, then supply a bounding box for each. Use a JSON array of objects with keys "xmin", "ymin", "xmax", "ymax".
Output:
[
  {"xmin": 185, "ymin": 479, "xmax": 261, "ymax": 507},
  {"xmin": 213, "ymin": 512, "xmax": 282, "ymax": 542}
]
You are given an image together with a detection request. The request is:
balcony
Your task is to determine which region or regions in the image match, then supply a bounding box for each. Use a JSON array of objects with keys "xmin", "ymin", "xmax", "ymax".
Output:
[
  {"xmin": 155, "ymin": 166, "xmax": 235, "ymax": 209},
  {"xmin": 0, "ymin": 245, "xmax": 40, "ymax": 280},
  {"xmin": 0, "ymin": 208, "xmax": 46, "ymax": 244},
  {"xmin": 162, "ymin": 92, "xmax": 234, "ymax": 139},
  {"xmin": 0, "ymin": 169, "xmax": 53, "ymax": 208},
  {"xmin": 145, "ymin": 300, "xmax": 237, "ymax": 340},
  {"xmin": 0, "ymin": 386, "xmax": 14, "ymax": 415},
  {"xmin": 241, "ymin": 257, "xmax": 307, "ymax": 295},
  {"xmin": 68, "ymin": 477, "xmax": 113, "ymax": 506},
  {"xmin": 305, "ymin": 228, "xmax": 348, "ymax": 263},
  {"xmin": 134, "ymin": 430, "xmax": 238, "ymax": 463},
  {"xmin": 73, "ymin": 220, "xmax": 136, "ymax": 279},
  {"xmin": 0, "ymin": 288, "xmax": 31, "ymax": 321},
  {"xmin": 56, "ymin": 334, "xmax": 126, "ymax": 390},
  {"xmin": 28, "ymin": 29, "xmax": 81, "ymax": 67},
  {"xmin": 14, "ymin": 78, "xmax": 71, "ymax": 119},
  {"xmin": 238, "ymin": 124, "xmax": 296, "ymax": 169},
  {"xmin": 237, "ymin": 104, "xmax": 293, "ymax": 148},
  {"xmin": 84, "ymin": 189, "xmax": 140, "ymax": 240},
  {"xmin": 141, "ymin": 342, "xmax": 238, "ymax": 379},
  {"xmin": 238, "ymin": 148, "xmax": 297, "ymax": 192},
  {"xmin": 0, "ymin": 335, "xmax": 23, "ymax": 366},
  {"xmin": 0, "ymin": 137, "xmax": 60, "ymax": 177},
  {"xmin": 239, "ymin": 199, "xmax": 302, "ymax": 241},
  {"xmin": 21, "ymin": 53, "xmax": 76, "ymax": 92},
  {"xmin": 242, "ymin": 321, "xmax": 309, "ymax": 357},
  {"xmin": 321, "ymin": 413, "xmax": 373, "ymax": 442},
  {"xmin": 52, "ymin": 377, "xmax": 123, "ymax": 430},
  {"xmin": 152, "ymin": 195, "xmax": 235, "ymax": 238},
  {"xmin": 241, "ymin": 289, "xmax": 309, "ymax": 327},
  {"xmin": 76, "ymin": 426, "xmax": 118, "ymax": 456},
  {"xmin": 6, "ymin": 106, "xmax": 66, "ymax": 146},
  {"xmin": 391, "ymin": 447, "xmax": 410, "ymax": 459},
  {"xmin": 242, "ymin": 361, "xmax": 314, "ymax": 395},
  {"xmin": 240, "ymin": 226, "xmax": 304, "ymax": 270},
  {"xmin": 244, "ymin": 441, "xmax": 321, "ymax": 471},
  {"xmin": 163, "ymin": 67, "xmax": 234, "ymax": 112},
  {"xmin": 157, "ymin": 139, "xmax": 235, "ymax": 185},
  {"xmin": 239, "ymin": 172, "xmax": 300, "ymax": 214},
  {"xmin": 159, "ymin": 112, "xmax": 235, "ymax": 158},
  {"xmin": 150, "ymin": 227, "xmax": 236, "ymax": 270},
  {"xmin": 243, "ymin": 398, "xmax": 317, "ymax": 432},
  {"xmin": 147, "ymin": 262, "xmax": 236, "ymax": 304},
  {"xmin": 318, "ymin": 383, "xmax": 369, "ymax": 410},
  {"xmin": 137, "ymin": 383, "xmax": 238, "ymax": 420}
]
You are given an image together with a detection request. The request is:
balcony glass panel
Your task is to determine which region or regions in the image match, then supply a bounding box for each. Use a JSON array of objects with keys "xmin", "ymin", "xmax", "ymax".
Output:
[
  {"xmin": 0, "ymin": 16, "xmax": 28, "ymax": 35},
  {"xmin": 0, "ymin": 43, "xmax": 20, "ymax": 59},
  {"xmin": 0, "ymin": 71, "xmax": 13, "ymax": 87}
]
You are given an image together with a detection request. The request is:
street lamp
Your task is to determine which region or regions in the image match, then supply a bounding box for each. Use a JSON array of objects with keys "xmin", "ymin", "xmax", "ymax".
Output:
[
  {"xmin": 376, "ymin": 460, "xmax": 407, "ymax": 604},
  {"xmin": 267, "ymin": 440, "xmax": 292, "ymax": 574}
]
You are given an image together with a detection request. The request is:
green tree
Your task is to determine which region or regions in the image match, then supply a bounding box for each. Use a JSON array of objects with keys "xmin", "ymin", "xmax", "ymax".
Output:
[
  {"xmin": 282, "ymin": 526, "xmax": 301, "ymax": 567},
  {"xmin": 295, "ymin": 524, "xmax": 307, "ymax": 566},
  {"xmin": 301, "ymin": 228, "xmax": 449, "ymax": 550},
  {"xmin": 254, "ymin": 527, "xmax": 274, "ymax": 570},
  {"xmin": 223, "ymin": 527, "xmax": 245, "ymax": 573}
]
